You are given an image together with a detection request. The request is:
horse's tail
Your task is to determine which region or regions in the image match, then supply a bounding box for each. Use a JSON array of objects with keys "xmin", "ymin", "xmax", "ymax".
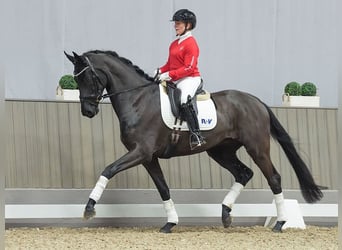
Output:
[{"xmin": 263, "ymin": 104, "xmax": 323, "ymax": 203}]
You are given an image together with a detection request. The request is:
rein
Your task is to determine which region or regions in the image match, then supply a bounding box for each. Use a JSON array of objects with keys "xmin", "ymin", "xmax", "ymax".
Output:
[
  {"xmin": 101, "ymin": 82, "xmax": 154, "ymax": 99},
  {"xmin": 75, "ymin": 56, "xmax": 155, "ymax": 103}
]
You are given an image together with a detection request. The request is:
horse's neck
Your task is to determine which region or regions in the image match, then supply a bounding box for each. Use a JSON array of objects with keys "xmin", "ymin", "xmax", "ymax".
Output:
[
  {"xmin": 105, "ymin": 58, "xmax": 158, "ymax": 123},
  {"xmin": 109, "ymin": 82, "xmax": 159, "ymax": 123}
]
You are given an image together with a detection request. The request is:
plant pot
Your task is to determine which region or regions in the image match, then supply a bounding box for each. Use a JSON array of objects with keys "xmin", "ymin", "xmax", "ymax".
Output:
[
  {"xmin": 282, "ymin": 94, "xmax": 320, "ymax": 107},
  {"xmin": 56, "ymin": 86, "xmax": 80, "ymax": 101}
]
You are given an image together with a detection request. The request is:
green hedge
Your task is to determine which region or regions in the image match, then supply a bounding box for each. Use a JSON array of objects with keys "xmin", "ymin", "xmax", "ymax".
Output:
[
  {"xmin": 59, "ymin": 75, "xmax": 78, "ymax": 89},
  {"xmin": 284, "ymin": 82, "xmax": 301, "ymax": 96},
  {"xmin": 301, "ymin": 82, "xmax": 317, "ymax": 96},
  {"xmin": 284, "ymin": 81, "xmax": 317, "ymax": 96}
]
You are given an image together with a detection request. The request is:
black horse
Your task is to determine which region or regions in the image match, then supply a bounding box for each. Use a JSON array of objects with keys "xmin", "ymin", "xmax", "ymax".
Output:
[{"xmin": 64, "ymin": 50, "xmax": 322, "ymax": 233}]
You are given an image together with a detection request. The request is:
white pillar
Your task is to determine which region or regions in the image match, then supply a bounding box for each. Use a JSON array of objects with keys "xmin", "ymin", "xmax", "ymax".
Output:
[
  {"xmin": 337, "ymin": 0, "xmax": 342, "ymax": 244},
  {"xmin": 0, "ymin": 65, "xmax": 5, "ymax": 250}
]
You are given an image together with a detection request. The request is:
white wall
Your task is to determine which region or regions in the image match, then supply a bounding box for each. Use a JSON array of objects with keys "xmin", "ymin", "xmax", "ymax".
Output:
[{"xmin": 1, "ymin": 0, "xmax": 340, "ymax": 107}]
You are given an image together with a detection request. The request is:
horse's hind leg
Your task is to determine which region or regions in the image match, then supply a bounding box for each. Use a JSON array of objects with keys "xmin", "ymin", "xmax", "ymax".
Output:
[
  {"xmin": 207, "ymin": 145, "xmax": 254, "ymax": 228},
  {"xmin": 246, "ymin": 142, "xmax": 287, "ymax": 232},
  {"xmin": 143, "ymin": 157, "xmax": 178, "ymax": 233}
]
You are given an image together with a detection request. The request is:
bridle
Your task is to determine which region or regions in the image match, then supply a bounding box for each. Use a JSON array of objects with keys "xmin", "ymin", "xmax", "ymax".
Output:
[
  {"xmin": 74, "ymin": 56, "xmax": 109, "ymax": 104},
  {"xmin": 74, "ymin": 56, "xmax": 155, "ymax": 104}
]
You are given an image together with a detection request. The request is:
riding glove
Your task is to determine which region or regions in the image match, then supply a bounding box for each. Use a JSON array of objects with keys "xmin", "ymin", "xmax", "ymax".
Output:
[{"xmin": 158, "ymin": 72, "xmax": 171, "ymax": 82}]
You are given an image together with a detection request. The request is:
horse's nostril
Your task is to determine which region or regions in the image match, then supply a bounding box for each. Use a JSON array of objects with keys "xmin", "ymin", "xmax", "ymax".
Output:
[{"xmin": 82, "ymin": 109, "xmax": 95, "ymax": 118}]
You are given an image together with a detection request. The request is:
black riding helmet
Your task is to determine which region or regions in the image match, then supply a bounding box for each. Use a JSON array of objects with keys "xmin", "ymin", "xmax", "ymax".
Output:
[{"xmin": 172, "ymin": 9, "xmax": 196, "ymax": 30}]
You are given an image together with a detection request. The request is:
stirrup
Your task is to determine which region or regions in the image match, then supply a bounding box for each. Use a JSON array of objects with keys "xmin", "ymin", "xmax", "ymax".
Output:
[{"xmin": 189, "ymin": 133, "xmax": 206, "ymax": 150}]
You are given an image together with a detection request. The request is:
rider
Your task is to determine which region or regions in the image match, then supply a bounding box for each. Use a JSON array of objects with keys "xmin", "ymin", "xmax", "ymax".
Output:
[{"xmin": 156, "ymin": 9, "xmax": 206, "ymax": 149}]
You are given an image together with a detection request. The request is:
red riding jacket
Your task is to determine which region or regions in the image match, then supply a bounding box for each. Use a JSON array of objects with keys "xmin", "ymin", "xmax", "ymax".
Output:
[{"xmin": 160, "ymin": 32, "xmax": 201, "ymax": 81}]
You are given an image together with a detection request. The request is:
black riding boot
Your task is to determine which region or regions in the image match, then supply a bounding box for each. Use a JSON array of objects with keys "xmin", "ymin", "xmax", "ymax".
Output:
[{"xmin": 180, "ymin": 101, "xmax": 206, "ymax": 150}]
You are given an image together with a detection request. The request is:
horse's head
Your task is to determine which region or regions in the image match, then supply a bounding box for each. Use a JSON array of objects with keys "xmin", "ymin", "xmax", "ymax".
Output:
[{"xmin": 64, "ymin": 51, "xmax": 107, "ymax": 118}]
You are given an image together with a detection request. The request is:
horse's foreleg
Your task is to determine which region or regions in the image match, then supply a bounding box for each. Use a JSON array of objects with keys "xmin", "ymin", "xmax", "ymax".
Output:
[
  {"xmin": 84, "ymin": 175, "xmax": 109, "ymax": 219},
  {"xmin": 84, "ymin": 149, "xmax": 146, "ymax": 220},
  {"xmin": 161, "ymin": 199, "xmax": 178, "ymax": 233},
  {"xmin": 143, "ymin": 158, "xmax": 178, "ymax": 233}
]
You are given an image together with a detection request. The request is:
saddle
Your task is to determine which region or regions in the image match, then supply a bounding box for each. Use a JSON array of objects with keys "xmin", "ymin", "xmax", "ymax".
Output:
[
  {"xmin": 159, "ymin": 81, "xmax": 215, "ymax": 157},
  {"xmin": 161, "ymin": 80, "xmax": 210, "ymax": 118}
]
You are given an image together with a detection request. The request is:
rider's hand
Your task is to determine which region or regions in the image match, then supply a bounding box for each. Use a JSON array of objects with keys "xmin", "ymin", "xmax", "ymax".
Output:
[{"xmin": 158, "ymin": 72, "xmax": 171, "ymax": 82}]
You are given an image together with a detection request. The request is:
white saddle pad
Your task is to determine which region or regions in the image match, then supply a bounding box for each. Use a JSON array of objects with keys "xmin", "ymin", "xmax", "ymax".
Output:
[{"xmin": 159, "ymin": 84, "xmax": 217, "ymax": 131}]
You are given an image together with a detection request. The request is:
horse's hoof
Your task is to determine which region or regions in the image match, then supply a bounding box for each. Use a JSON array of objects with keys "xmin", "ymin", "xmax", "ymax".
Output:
[
  {"xmin": 83, "ymin": 208, "xmax": 96, "ymax": 220},
  {"xmin": 222, "ymin": 204, "xmax": 232, "ymax": 228},
  {"xmin": 272, "ymin": 221, "xmax": 286, "ymax": 233},
  {"xmin": 159, "ymin": 222, "xmax": 176, "ymax": 233}
]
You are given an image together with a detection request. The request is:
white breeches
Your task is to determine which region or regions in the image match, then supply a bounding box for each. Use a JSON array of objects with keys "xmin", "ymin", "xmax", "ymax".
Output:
[{"xmin": 175, "ymin": 76, "xmax": 202, "ymax": 104}]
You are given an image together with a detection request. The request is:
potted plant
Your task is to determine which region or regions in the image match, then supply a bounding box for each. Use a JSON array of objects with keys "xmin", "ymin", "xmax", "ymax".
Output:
[
  {"xmin": 282, "ymin": 81, "xmax": 319, "ymax": 107},
  {"xmin": 56, "ymin": 74, "xmax": 80, "ymax": 101},
  {"xmin": 284, "ymin": 81, "xmax": 301, "ymax": 96},
  {"xmin": 301, "ymin": 82, "xmax": 317, "ymax": 96}
]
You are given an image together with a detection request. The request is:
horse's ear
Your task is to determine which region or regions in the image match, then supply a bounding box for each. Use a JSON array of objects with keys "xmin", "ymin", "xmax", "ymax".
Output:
[
  {"xmin": 64, "ymin": 51, "xmax": 75, "ymax": 65},
  {"xmin": 72, "ymin": 51, "xmax": 83, "ymax": 63}
]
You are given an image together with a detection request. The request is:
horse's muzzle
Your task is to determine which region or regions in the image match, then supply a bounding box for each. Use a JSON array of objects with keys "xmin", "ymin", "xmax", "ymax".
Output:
[{"xmin": 81, "ymin": 104, "xmax": 99, "ymax": 118}]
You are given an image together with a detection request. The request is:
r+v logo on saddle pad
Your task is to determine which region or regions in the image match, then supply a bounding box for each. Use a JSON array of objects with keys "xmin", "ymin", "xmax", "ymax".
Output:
[{"xmin": 201, "ymin": 118, "xmax": 213, "ymax": 125}]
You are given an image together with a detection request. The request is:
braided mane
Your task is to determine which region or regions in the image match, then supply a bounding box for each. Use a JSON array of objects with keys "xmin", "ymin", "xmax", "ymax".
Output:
[{"xmin": 85, "ymin": 50, "xmax": 154, "ymax": 81}]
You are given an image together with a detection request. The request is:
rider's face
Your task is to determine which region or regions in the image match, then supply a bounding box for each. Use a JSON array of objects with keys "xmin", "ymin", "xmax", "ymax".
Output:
[{"xmin": 174, "ymin": 21, "xmax": 190, "ymax": 36}]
